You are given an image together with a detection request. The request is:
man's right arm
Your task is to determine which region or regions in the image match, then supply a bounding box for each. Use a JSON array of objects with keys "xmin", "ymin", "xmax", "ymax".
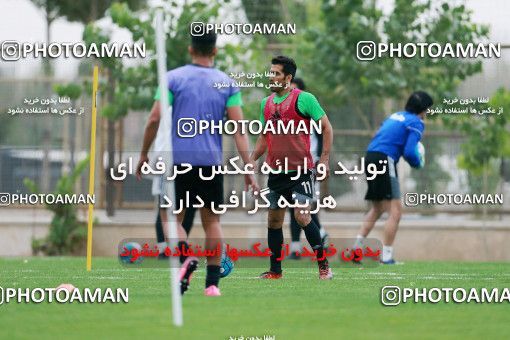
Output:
[
  {"xmin": 136, "ymin": 101, "xmax": 161, "ymax": 179},
  {"xmin": 250, "ymin": 134, "xmax": 267, "ymax": 162},
  {"xmin": 248, "ymin": 98, "xmax": 268, "ymax": 166},
  {"xmin": 403, "ymin": 120, "xmax": 424, "ymax": 168}
]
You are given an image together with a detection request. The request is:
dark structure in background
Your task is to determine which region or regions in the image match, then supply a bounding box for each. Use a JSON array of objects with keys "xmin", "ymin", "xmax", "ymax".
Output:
[{"xmin": 0, "ymin": 148, "xmax": 153, "ymax": 203}]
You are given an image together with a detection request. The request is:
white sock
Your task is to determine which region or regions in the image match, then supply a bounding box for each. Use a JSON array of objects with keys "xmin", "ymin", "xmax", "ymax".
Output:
[
  {"xmin": 290, "ymin": 241, "xmax": 301, "ymax": 253},
  {"xmin": 319, "ymin": 227, "xmax": 326, "ymax": 238},
  {"xmin": 382, "ymin": 245, "xmax": 393, "ymax": 262},
  {"xmin": 353, "ymin": 234, "xmax": 365, "ymax": 249},
  {"xmin": 157, "ymin": 242, "xmax": 167, "ymax": 251}
]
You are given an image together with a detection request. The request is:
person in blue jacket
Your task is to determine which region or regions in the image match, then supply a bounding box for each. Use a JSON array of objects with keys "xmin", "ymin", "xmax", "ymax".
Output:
[{"xmin": 353, "ymin": 91, "xmax": 433, "ymax": 264}]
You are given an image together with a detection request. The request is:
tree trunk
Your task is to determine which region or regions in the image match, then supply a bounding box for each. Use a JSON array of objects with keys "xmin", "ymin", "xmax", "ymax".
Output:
[
  {"xmin": 105, "ymin": 70, "xmax": 116, "ymax": 216},
  {"xmin": 106, "ymin": 119, "xmax": 115, "ymax": 216},
  {"xmin": 69, "ymin": 103, "xmax": 76, "ymax": 172},
  {"xmin": 62, "ymin": 111, "xmax": 70, "ymax": 174},
  {"xmin": 41, "ymin": 4, "xmax": 53, "ymax": 190},
  {"xmin": 116, "ymin": 119, "xmax": 124, "ymax": 208},
  {"xmin": 41, "ymin": 130, "xmax": 51, "ymax": 193},
  {"xmin": 43, "ymin": 9, "xmax": 52, "ymax": 76},
  {"xmin": 90, "ymin": 0, "xmax": 98, "ymax": 22}
]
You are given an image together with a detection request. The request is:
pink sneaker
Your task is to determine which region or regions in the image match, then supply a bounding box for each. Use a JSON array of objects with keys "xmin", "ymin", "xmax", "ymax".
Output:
[
  {"xmin": 204, "ymin": 285, "xmax": 221, "ymax": 296},
  {"xmin": 319, "ymin": 267, "xmax": 333, "ymax": 280},
  {"xmin": 319, "ymin": 261, "xmax": 333, "ymax": 280},
  {"xmin": 180, "ymin": 257, "xmax": 199, "ymax": 295}
]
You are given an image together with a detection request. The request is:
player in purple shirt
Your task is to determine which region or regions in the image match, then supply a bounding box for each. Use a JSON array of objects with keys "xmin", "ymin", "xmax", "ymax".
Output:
[{"xmin": 136, "ymin": 32, "xmax": 258, "ymax": 297}]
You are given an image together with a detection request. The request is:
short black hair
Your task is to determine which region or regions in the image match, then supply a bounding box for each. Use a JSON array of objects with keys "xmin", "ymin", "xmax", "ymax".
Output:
[
  {"xmin": 271, "ymin": 55, "xmax": 297, "ymax": 80},
  {"xmin": 291, "ymin": 77, "xmax": 306, "ymax": 91},
  {"xmin": 191, "ymin": 31, "xmax": 217, "ymax": 56},
  {"xmin": 405, "ymin": 91, "xmax": 433, "ymax": 114}
]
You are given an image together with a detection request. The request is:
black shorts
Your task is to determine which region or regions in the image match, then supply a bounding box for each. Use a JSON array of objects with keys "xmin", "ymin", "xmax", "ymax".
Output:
[
  {"xmin": 159, "ymin": 165, "xmax": 223, "ymax": 209},
  {"xmin": 267, "ymin": 171, "xmax": 316, "ymax": 209},
  {"xmin": 364, "ymin": 151, "xmax": 401, "ymax": 201}
]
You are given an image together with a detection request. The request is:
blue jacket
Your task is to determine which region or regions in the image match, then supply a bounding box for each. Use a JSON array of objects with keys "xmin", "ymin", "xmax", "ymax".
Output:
[{"xmin": 367, "ymin": 111, "xmax": 424, "ymax": 168}]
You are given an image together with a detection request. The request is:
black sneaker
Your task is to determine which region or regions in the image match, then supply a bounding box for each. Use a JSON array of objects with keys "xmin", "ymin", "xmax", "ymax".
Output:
[{"xmin": 180, "ymin": 257, "xmax": 199, "ymax": 295}]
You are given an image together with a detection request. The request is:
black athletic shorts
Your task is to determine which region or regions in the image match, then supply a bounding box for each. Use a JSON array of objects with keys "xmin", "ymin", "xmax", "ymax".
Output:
[
  {"xmin": 159, "ymin": 165, "xmax": 223, "ymax": 209},
  {"xmin": 364, "ymin": 151, "xmax": 401, "ymax": 201},
  {"xmin": 267, "ymin": 171, "xmax": 316, "ymax": 209}
]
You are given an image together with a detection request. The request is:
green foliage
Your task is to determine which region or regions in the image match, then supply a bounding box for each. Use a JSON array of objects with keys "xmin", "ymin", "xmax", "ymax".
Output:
[
  {"xmin": 444, "ymin": 87, "xmax": 510, "ymax": 175},
  {"xmin": 293, "ymin": 0, "xmax": 493, "ymax": 196},
  {"xmin": 82, "ymin": 22, "xmax": 127, "ymax": 120},
  {"xmin": 463, "ymin": 159, "xmax": 501, "ymax": 195},
  {"xmin": 384, "ymin": 1, "xmax": 487, "ymax": 98},
  {"xmin": 101, "ymin": 100, "xmax": 129, "ymax": 120},
  {"xmin": 437, "ymin": 87, "xmax": 509, "ymax": 194},
  {"xmin": 29, "ymin": 0, "xmax": 60, "ymax": 23},
  {"xmin": 55, "ymin": 0, "xmax": 147, "ymax": 23},
  {"xmin": 53, "ymin": 83, "xmax": 82, "ymax": 100},
  {"xmin": 82, "ymin": 0, "xmax": 266, "ymax": 121},
  {"xmin": 487, "ymin": 88, "xmax": 510, "ymax": 156},
  {"xmin": 0, "ymin": 106, "xmax": 14, "ymax": 143},
  {"xmin": 242, "ymin": 0, "xmax": 282, "ymax": 24},
  {"xmin": 412, "ymin": 137, "xmax": 451, "ymax": 195},
  {"xmin": 24, "ymin": 157, "xmax": 90, "ymax": 255},
  {"xmin": 296, "ymin": 0, "xmax": 488, "ymax": 130}
]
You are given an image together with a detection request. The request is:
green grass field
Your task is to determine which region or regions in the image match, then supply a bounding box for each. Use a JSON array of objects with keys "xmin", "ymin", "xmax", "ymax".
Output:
[{"xmin": 1, "ymin": 257, "xmax": 509, "ymax": 339}]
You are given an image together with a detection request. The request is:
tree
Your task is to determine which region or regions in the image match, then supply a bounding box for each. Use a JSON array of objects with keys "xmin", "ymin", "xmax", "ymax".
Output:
[
  {"xmin": 53, "ymin": 83, "xmax": 82, "ymax": 174},
  {"xmin": 83, "ymin": 0, "xmax": 264, "ymax": 215},
  {"xmin": 57, "ymin": 0, "xmax": 146, "ymax": 24},
  {"xmin": 29, "ymin": 0, "xmax": 148, "ymax": 75},
  {"xmin": 30, "ymin": 0, "xmax": 61, "ymax": 75},
  {"xmin": 296, "ymin": 0, "xmax": 488, "ymax": 130},
  {"xmin": 25, "ymin": 157, "xmax": 90, "ymax": 255},
  {"xmin": 29, "ymin": 0, "xmax": 147, "ymax": 205},
  {"xmin": 448, "ymin": 87, "xmax": 510, "ymax": 195},
  {"xmin": 49, "ymin": 0, "xmax": 146, "ymax": 215},
  {"xmin": 292, "ymin": 0, "xmax": 489, "ymax": 198}
]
